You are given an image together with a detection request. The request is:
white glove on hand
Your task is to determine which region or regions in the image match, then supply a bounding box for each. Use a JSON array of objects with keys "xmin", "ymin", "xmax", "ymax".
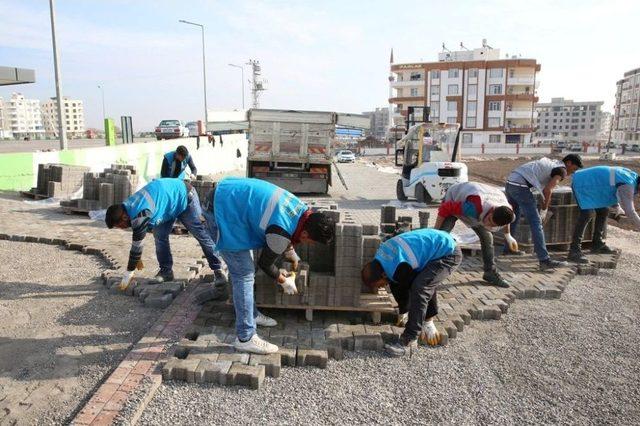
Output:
[
  {"xmin": 119, "ymin": 270, "xmax": 135, "ymax": 291},
  {"xmin": 539, "ymin": 209, "xmax": 548, "ymax": 223},
  {"xmin": 189, "ymin": 173, "xmax": 197, "ymax": 181},
  {"xmin": 285, "ymin": 249, "xmax": 301, "ymax": 271},
  {"xmin": 505, "ymin": 233, "xmax": 518, "ymax": 252},
  {"xmin": 279, "ymin": 272, "xmax": 298, "ymax": 295}
]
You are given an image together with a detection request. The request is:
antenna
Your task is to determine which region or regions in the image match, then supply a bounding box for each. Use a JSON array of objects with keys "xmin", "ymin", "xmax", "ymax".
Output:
[
  {"xmin": 246, "ymin": 59, "xmax": 267, "ymax": 108},
  {"xmin": 460, "ymin": 42, "xmax": 469, "ymax": 51},
  {"xmin": 482, "ymin": 38, "xmax": 493, "ymax": 49},
  {"xmin": 442, "ymin": 43, "xmax": 451, "ymax": 53}
]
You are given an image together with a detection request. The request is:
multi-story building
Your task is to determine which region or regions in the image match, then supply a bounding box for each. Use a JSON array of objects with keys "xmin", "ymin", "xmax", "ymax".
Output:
[
  {"xmin": 389, "ymin": 41, "xmax": 540, "ymax": 146},
  {"xmin": 42, "ymin": 96, "xmax": 85, "ymax": 138},
  {"xmin": 534, "ymin": 98, "xmax": 603, "ymax": 144},
  {"xmin": 362, "ymin": 107, "xmax": 389, "ymax": 141},
  {"xmin": 0, "ymin": 97, "xmax": 11, "ymax": 138},
  {"xmin": 613, "ymin": 67, "xmax": 640, "ymax": 144},
  {"xmin": 599, "ymin": 111, "xmax": 612, "ymax": 142},
  {"xmin": 2, "ymin": 93, "xmax": 44, "ymax": 139}
]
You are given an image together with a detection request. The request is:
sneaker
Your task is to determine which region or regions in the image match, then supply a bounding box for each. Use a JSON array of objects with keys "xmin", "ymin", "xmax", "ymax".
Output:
[
  {"xmin": 151, "ymin": 270, "xmax": 174, "ymax": 284},
  {"xmin": 255, "ymin": 312, "xmax": 277, "ymax": 327},
  {"xmin": 384, "ymin": 336, "xmax": 417, "ymax": 357},
  {"xmin": 502, "ymin": 249, "xmax": 526, "ymax": 256},
  {"xmin": 482, "ymin": 271, "xmax": 511, "ymax": 288},
  {"xmin": 567, "ymin": 250, "xmax": 589, "ymax": 264},
  {"xmin": 234, "ymin": 334, "xmax": 279, "ymax": 354},
  {"xmin": 539, "ymin": 259, "xmax": 570, "ymax": 271},
  {"xmin": 591, "ymin": 244, "xmax": 617, "ymax": 255}
]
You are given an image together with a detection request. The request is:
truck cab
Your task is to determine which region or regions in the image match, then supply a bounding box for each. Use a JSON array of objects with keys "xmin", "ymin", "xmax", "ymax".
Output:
[{"xmin": 395, "ymin": 122, "xmax": 468, "ymax": 203}]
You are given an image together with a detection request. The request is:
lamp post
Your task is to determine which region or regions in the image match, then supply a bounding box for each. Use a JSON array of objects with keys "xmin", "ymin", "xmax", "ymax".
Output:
[
  {"xmin": 228, "ymin": 63, "xmax": 245, "ymax": 109},
  {"xmin": 48, "ymin": 0, "xmax": 67, "ymax": 149},
  {"xmin": 179, "ymin": 19, "xmax": 208, "ymax": 126},
  {"xmin": 98, "ymin": 84, "xmax": 105, "ymax": 121}
]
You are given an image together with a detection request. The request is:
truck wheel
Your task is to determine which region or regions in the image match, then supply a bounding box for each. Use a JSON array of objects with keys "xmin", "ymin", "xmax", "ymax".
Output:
[
  {"xmin": 415, "ymin": 183, "xmax": 432, "ymax": 203},
  {"xmin": 396, "ymin": 179, "xmax": 408, "ymax": 201}
]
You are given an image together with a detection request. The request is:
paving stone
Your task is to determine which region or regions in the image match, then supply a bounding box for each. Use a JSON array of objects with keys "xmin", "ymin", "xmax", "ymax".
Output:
[
  {"xmin": 217, "ymin": 353, "xmax": 250, "ymax": 364},
  {"xmin": 227, "ymin": 364, "xmax": 266, "ymax": 390},
  {"xmin": 248, "ymin": 353, "xmax": 282, "ymax": 378},
  {"xmin": 161, "ymin": 358, "xmax": 179, "ymax": 381},
  {"xmin": 195, "ymin": 360, "xmax": 232, "ymax": 384},
  {"xmin": 296, "ymin": 348, "xmax": 328, "ymax": 368},
  {"xmin": 173, "ymin": 359, "xmax": 201, "ymax": 382},
  {"xmin": 353, "ymin": 332, "xmax": 384, "ymax": 351},
  {"xmin": 276, "ymin": 347, "xmax": 297, "ymax": 367}
]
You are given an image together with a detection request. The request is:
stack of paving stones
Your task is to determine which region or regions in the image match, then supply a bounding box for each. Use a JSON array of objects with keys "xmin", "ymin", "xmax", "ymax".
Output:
[
  {"xmin": 60, "ymin": 164, "xmax": 139, "ymax": 211},
  {"xmin": 24, "ymin": 163, "xmax": 90, "ymax": 198},
  {"xmin": 190, "ymin": 175, "xmax": 217, "ymax": 202}
]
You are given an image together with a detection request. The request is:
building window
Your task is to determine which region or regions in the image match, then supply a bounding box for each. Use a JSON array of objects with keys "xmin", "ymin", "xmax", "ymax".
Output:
[
  {"xmin": 468, "ymin": 84, "xmax": 477, "ymax": 97},
  {"xmin": 467, "ymin": 101, "xmax": 477, "ymax": 115},
  {"xmin": 488, "ymin": 117, "xmax": 502, "ymax": 127},
  {"xmin": 489, "ymin": 134, "xmax": 501, "ymax": 143},
  {"xmin": 489, "ymin": 68, "xmax": 503, "ymax": 78},
  {"xmin": 462, "ymin": 133, "xmax": 473, "ymax": 144},
  {"xmin": 430, "ymin": 85, "xmax": 440, "ymax": 97},
  {"xmin": 448, "ymin": 84, "xmax": 459, "ymax": 95},
  {"xmin": 410, "ymin": 72, "xmax": 423, "ymax": 81},
  {"xmin": 431, "ymin": 70, "xmax": 440, "ymax": 79},
  {"xmin": 448, "ymin": 68, "xmax": 459, "ymax": 78},
  {"xmin": 447, "ymin": 117, "xmax": 457, "ymax": 124},
  {"xmin": 489, "ymin": 84, "xmax": 503, "ymax": 95},
  {"xmin": 468, "ymin": 69, "xmax": 478, "ymax": 78},
  {"xmin": 488, "ymin": 101, "xmax": 501, "ymax": 111},
  {"xmin": 410, "ymin": 88, "xmax": 419, "ymax": 97},
  {"xmin": 430, "ymin": 102, "xmax": 440, "ymax": 117},
  {"xmin": 466, "ymin": 117, "xmax": 476, "ymax": 128},
  {"xmin": 447, "ymin": 101, "xmax": 457, "ymax": 111}
]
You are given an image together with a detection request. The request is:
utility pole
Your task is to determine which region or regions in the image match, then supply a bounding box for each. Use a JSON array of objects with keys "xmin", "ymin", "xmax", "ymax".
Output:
[
  {"xmin": 228, "ymin": 64, "xmax": 245, "ymax": 109},
  {"xmin": 179, "ymin": 20, "xmax": 208, "ymax": 125},
  {"xmin": 49, "ymin": 0, "xmax": 67, "ymax": 149},
  {"xmin": 98, "ymin": 84, "xmax": 106, "ymax": 121},
  {"xmin": 246, "ymin": 59, "xmax": 266, "ymax": 108}
]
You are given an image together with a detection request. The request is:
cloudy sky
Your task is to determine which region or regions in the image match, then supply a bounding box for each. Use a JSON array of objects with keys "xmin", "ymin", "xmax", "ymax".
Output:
[{"xmin": 1, "ymin": 0, "xmax": 637, "ymax": 131}]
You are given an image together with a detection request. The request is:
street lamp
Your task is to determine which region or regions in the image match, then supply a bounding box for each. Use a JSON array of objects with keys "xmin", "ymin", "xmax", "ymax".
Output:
[
  {"xmin": 97, "ymin": 84, "xmax": 106, "ymax": 121},
  {"xmin": 48, "ymin": 0, "xmax": 67, "ymax": 149},
  {"xmin": 179, "ymin": 19, "xmax": 208, "ymax": 127},
  {"xmin": 228, "ymin": 63, "xmax": 245, "ymax": 109}
]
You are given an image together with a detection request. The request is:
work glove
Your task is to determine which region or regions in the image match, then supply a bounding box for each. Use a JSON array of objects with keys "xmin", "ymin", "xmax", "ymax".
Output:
[
  {"xmin": 119, "ymin": 270, "xmax": 135, "ymax": 291},
  {"xmin": 611, "ymin": 205, "xmax": 625, "ymax": 221},
  {"xmin": 284, "ymin": 248, "xmax": 301, "ymax": 271},
  {"xmin": 505, "ymin": 233, "xmax": 519, "ymax": 252},
  {"xmin": 539, "ymin": 209, "xmax": 548, "ymax": 223},
  {"xmin": 189, "ymin": 173, "xmax": 197, "ymax": 181},
  {"xmin": 279, "ymin": 271, "xmax": 298, "ymax": 295},
  {"xmin": 136, "ymin": 260, "xmax": 144, "ymax": 270},
  {"xmin": 396, "ymin": 312, "xmax": 408, "ymax": 327},
  {"xmin": 419, "ymin": 321, "xmax": 442, "ymax": 346}
]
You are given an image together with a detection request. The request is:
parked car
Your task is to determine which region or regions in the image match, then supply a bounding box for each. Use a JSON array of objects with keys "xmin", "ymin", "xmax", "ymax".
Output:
[
  {"xmin": 185, "ymin": 121, "xmax": 199, "ymax": 137},
  {"xmin": 336, "ymin": 150, "xmax": 356, "ymax": 163},
  {"xmin": 631, "ymin": 144, "xmax": 640, "ymax": 152},
  {"xmin": 556, "ymin": 141, "xmax": 567, "ymax": 150},
  {"xmin": 155, "ymin": 120, "xmax": 188, "ymax": 140},
  {"xmin": 569, "ymin": 143, "xmax": 582, "ymax": 152}
]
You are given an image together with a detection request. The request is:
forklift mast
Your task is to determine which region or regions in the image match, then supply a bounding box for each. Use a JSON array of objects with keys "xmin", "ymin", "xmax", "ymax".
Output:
[{"xmin": 405, "ymin": 106, "xmax": 431, "ymax": 132}]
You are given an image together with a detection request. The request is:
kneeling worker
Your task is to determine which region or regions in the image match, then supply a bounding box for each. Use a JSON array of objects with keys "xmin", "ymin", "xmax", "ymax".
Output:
[
  {"xmin": 161, "ymin": 145, "xmax": 197, "ymax": 179},
  {"xmin": 361, "ymin": 228, "xmax": 462, "ymax": 357},
  {"xmin": 105, "ymin": 178, "xmax": 222, "ymax": 286},
  {"xmin": 569, "ymin": 165, "xmax": 640, "ymax": 263},
  {"xmin": 202, "ymin": 177, "xmax": 335, "ymax": 354},
  {"xmin": 435, "ymin": 181, "xmax": 516, "ymax": 288}
]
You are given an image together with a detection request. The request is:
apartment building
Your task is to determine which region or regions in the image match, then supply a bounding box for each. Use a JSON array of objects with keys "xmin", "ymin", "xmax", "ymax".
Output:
[
  {"xmin": 1, "ymin": 93, "xmax": 44, "ymax": 139},
  {"xmin": 534, "ymin": 98, "xmax": 603, "ymax": 144},
  {"xmin": 613, "ymin": 67, "xmax": 640, "ymax": 143},
  {"xmin": 0, "ymin": 98, "xmax": 10, "ymax": 138},
  {"xmin": 42, "ymin": 96, "xmax": 85, "ymax": 138},
  {"xmin": 362, "ymin": 107, "xmax": 389, "ymax": 141},
  {"xmin": 389, "ymin": 41, "xmax": 540, "ymax": 145}
]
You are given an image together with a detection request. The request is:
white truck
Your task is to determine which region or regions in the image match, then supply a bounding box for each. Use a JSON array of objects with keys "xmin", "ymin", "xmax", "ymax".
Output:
[{"xmin": 247, "ymin": 109, "xmax": 369, "ymax": 194}]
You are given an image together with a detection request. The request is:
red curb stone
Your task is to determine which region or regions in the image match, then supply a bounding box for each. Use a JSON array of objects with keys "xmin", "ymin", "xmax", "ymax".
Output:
[
  {"xmin": 132, "ymin": 360, "xmax": 154, "ymax": 376},
  {"xmin": 105, "ymin": 366, "xmax": 132, "ymax": 385},
  {"xmin": 75, "ymin": 401, "xmax": 106, "ymax": 425},
  {"xmin": 118, "ymin": 373, "xmax": 144, "ymax": 393},
  {"xmin": 103, "ymin": 390, "xmax": 129, "ymax": 412},
  {"xmin": 91, "ymin": 383, "xmax": 119, "ymax": 404},
  {"xmin": 90, "ymin": 409, "xmax": 119, "ymax": 426}
]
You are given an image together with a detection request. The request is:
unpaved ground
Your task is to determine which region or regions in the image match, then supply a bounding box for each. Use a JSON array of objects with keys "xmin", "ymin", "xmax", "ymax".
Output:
[{"xmin": 0, "ymin": 241, "xmax": 161, "ymax": 425}]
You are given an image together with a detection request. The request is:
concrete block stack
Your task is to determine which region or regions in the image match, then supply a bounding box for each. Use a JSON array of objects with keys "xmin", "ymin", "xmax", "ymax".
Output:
[
  {"xmin": 191, "ymin": 175, "xmax": 217, "ymax": 203},
  {"xmin": 61, "ymin": 164, "xmax": 138, "ymax": 211},
  {"xmin": 26, "ymin": 163, "xmax": 90, "ymax": 199},
  {"xmin": 101, "ymin": 271, "xmax": 187, "ymax": 308}
]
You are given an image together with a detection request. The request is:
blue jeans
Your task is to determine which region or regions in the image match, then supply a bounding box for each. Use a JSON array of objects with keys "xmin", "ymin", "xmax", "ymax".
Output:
[
  {"xmin": 504, "ymin": 183, "xmax": 550, "ymax": 262},
  {"xmin": 153, "ymin": 188, "xmax": 222, "ymax": 274},
  {"xmin": 203, "ymin": 209, "xmax": 260, "ymax": 341}
]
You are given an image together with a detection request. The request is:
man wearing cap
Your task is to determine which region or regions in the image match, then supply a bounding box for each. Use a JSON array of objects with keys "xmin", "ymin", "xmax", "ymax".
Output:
[
  {"xmin": 435, "ymin": 181, "xmax": 516, "ymax": 288},
  {"xmin": 504, "ymin": 155, "xmax": 581, "ymax": 269},
  {"xmin": 161, "ymin": 145, "xmax": 197, "ymax": 179},
  {"xmin": 568, "ymin": 165, "xmax": 640, "ymax": 263}
]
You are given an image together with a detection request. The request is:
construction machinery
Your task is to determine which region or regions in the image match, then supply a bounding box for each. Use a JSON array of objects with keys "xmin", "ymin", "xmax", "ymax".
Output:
[
  {"xmin": 247, "ymin": 109, "xmax": 369, "ymax": 194},
  {"xmin": 394, "ymin": 107, "xmax": 467, "ymax": 202}
]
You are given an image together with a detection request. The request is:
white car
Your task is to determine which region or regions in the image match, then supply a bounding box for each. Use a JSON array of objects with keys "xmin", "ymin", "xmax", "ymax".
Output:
[
  {"xmin": 336, "ymin": 150, "xmax": 356, "ymax": 163},
  {"xmin": 155, "ymin": 120, "xmax": 188, "ymax": 140},
  {"xmin": 185, "ymin": 121, "xmax": 199, "ymax": 137}
]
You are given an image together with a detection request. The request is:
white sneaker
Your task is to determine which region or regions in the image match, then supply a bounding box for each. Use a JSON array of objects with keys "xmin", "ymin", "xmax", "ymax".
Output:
[
  {"xmin": 255, "ymin": 312, "xmax": 277, "ymax": 327},
  {"xmin": 234, "ymin": 334, "xmax": 279, "ymax": 354}
]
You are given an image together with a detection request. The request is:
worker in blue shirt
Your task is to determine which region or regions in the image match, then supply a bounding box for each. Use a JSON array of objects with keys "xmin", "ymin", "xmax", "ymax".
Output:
[
  {"xmin": 161, "ymin": 145, "xmax": 197, "ymax": 179},
  {"xmin": 361, "ymin": 228, "xmax": 462, "ymax": 357},
  {"xmin": 569, "ymin": 165, "xmax": 640, "ymax": 263},
  {"xmin": 105, "ymin": 178, "xmax": 222, "ymax": 287},
  {"xmin": 202, "ymin": 177, "xmax": 335, "ymax": 355}
]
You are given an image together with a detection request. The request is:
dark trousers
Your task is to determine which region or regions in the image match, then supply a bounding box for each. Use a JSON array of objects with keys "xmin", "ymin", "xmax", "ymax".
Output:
[
  {"xmin": 570, "ymin": 207, "xmax": 608, "ymax": 251},
  {"xmin": 391, "ymin": 246, "xmax": 463, "ymax": 341},
  {"xmin": 439, "ymin": 216, "xmax": 495, "ymax": 273}
]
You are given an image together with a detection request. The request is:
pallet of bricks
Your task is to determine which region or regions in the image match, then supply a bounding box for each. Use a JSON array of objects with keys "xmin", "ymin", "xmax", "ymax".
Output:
[
  {"xmin": 60, "ymin": 164, "xmax": 138, "ymax": 213},
  {"xmin": 251, "ymin": 203, "xmax": 430, "ymax": 320},
  {"xmin": 20, "ymin": 163, "xmax": 89, "ymax": 199}
]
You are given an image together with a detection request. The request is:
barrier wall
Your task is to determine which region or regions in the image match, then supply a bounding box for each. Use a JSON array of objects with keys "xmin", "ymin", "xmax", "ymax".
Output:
[{"xmin": 0, "ymin": 135, "xmax": 248, "ymax": 191}]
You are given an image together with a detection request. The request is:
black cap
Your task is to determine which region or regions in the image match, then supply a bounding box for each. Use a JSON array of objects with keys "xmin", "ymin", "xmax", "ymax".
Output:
[{"xmin": 562, "ymin": 154, "xmax": 583, "ymax": 168}]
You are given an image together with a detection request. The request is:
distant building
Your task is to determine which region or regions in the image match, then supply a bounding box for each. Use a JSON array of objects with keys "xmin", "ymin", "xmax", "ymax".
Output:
[
  {"xmin": 0, "ymin": 98, "xmax": 10, "ymax": 138},
  {"xmin": 389, "ymin": 40, "xmax": 540, "ymax": 146},
  {"xmin": 599, "ymin": 111, "xmax": 612, "ymax": 141},
  {"xmin": 42, "ymin": 96, "xmax": 85, "ymax": 138},
  {"xmin": 534, "ymin": 98, "xmax": 603, "ymax": 144},
  {"xmin": 362, "ymin": 107, "xmax": 389, "ymax": 141},
  {"xmin": 0, "ymin": 93, "xmax": 44, "ymax": 139},
  {"xmin": 613, "ymin": 67, "xmax": 640, "ymax": 144}
]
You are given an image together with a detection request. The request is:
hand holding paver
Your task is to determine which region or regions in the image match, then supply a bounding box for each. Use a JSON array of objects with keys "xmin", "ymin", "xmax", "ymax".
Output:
[
  {"xmin": 539, "ymin": 209, "xmax": 548, "ymax": 224},
  {"xmin": 119, "ymin": 270, "xmax": 135, "ymax": 291},
  {"xmin": 284, "ymin": 248, "xmax": 300, "ymax": 271},
  {"xmin": 505, "ymin": 233, "xmax": 519, "ymax": 252},
  {"xmin": 279, "ymin": 271, "xmax": 298, "ymax": 295}
]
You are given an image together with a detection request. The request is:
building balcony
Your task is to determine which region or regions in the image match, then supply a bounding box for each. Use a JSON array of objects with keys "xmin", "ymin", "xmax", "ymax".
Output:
[
  {"xmin": 504, "ymin": 125, "xmax": 534, "ymax": 133},
  {"xmin": 507, "ymin": 76, "xmax": 537, "ymax": 86},
  {"xmin": 389, "ymin": 96, "xmax": 425, "ymax": 103},
  {"xmin": 505, "ymin": 109, "xmax": 532, "ymax": 119},
  {"xmin": 390, "ymin": 80, "xmax": 424, "ymax": 88}
]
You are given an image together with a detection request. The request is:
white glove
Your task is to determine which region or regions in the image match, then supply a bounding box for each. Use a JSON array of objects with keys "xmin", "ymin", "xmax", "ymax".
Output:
[
  {"xmin": 505, "ymin": 233, "xmax": 518, "ymax": 252},
  {"xmin": 284, "ymin": 248, "xmax": 301, "ymax": 271},
  {"xmin": 539, "ymin": 209, "xmax": 548, "ymax": 223},
  {"xmin": 189, "ymin": 173, "xmax": 197, "ymax": 181},
  {"xmin": 119, "ymin": 270, "xmax": 135, "ymax": 291},
  {"xmin": 279, "ymin": 272, "xmax": 298, "ymax": 295}
]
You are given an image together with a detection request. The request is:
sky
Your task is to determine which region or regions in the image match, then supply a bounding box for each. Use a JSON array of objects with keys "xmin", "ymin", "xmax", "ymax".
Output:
[{"xmin": 0, "ymin": 0, "xmax": 638, "ymax": 131}]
